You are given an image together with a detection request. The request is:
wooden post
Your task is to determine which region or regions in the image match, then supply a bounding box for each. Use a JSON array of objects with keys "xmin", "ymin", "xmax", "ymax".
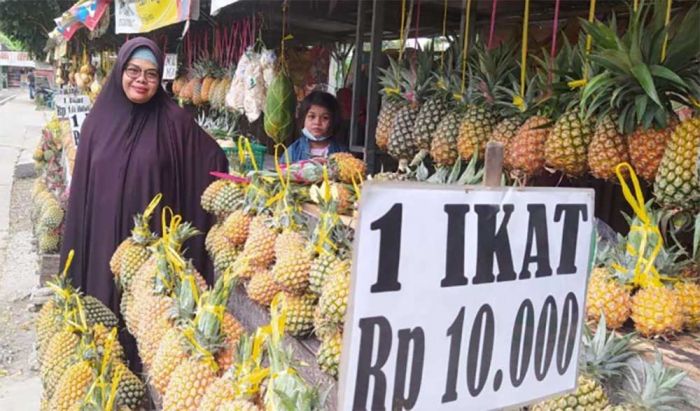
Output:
[
  {"xmin": 484, "ymin": 141, "xmax": 504, "ymax": 187},
  {"xmin": 349, "ymin": 0, "xmax": 366, "ymax": 151}
]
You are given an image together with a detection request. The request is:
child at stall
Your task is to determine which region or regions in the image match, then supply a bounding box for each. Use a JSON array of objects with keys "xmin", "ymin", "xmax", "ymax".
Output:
[{"xmin": 282, "ymin": 91, "xmax": 347, "ymax": 163}]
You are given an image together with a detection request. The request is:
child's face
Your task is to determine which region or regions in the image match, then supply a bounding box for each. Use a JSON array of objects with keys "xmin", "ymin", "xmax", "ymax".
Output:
[{"xmin": 304, "ymin": 104, "xmax": 332, "ymax": 137}]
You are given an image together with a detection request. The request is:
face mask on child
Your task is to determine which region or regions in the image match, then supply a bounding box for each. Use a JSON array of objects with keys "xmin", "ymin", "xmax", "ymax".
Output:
[{"xmin": 302, "ymin": 127, "xmax": 330, "ymax": 142}]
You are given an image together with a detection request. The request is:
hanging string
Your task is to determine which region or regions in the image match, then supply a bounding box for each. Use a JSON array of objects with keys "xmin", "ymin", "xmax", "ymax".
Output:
[
  {"xmin": 550, "ymin": 0, "xmax": 561, "ymax": 58},
  {"xmin": 399, "ymin": 0, "xmax": 408, "ymax": 61},
  {"xmin": 440, "ymin": 0, "xmax": 448, "ymax": 69},
  {"xmin": 460, "ymin": 0, "xmax": 473, "ymax": 97},
  {"xmin": 280, "ymin": 0, "xmax": 292, "ymax": 66},
  {"xmin": 660, "ymin": 0, "xmax": 672, "ymax": 62},
  {"xmin": 514, "ymin": 0, "xmax": 530, "ymax": 111},
  {"xmin": 488, "ymin": 0, "xmax": 498, "ymax": 49},
  {"xmin": 414, "ymin": 0, "xmax": 422, "ymax": 50},
  {"xmin": 633, "ymin": 0, "xmax": 639, "ymax": 11}
]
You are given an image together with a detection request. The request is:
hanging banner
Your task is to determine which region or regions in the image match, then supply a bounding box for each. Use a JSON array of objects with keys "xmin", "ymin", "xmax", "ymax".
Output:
[
  {"xmin": 211, "ymin": 0, "xmax": 242, "ymax": 16},
  {"xmin": 339, "ymin": 183, "xmax": 595, "ymax": 410},
  {"xmin": 115, "ymin": 0, "xmax": 200, "ymax": 34},
  {"xmin": 54, "ymin": 0, "xmax": 111, "ymax": 41}
]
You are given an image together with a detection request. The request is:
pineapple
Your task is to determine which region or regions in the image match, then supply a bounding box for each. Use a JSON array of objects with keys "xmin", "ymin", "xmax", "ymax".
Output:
[
  {"xmin": 274, "ymin": 229, "xmax": 307, "ymax": 262},
  {"xmin": 191, "ymin": 61, "xmax": 208, "ymax": 106},
  {"xmin": 114, "ymin": 361, "xmax": 146, "ymax": 409},
  {"xmin": 545, "ymin": 108, "xmax": 594, "ymax": 176},
  {"xmin": 201, "ymin": 179, "xmax": 226, "ymax": 214},
  {"xmin": 309, "ymin": 253, "xmax": 339, "ymax": 295},
  {"xmin": 150, "ymin": 327, "xmax": 188, "ymax": 395},
  {"xmin": 199, "ymin": 372, "xmax": 236, "ymax": 411},
  {"xmin": 114, "ymin": 210, "xmax": 158, "ymax": 291},
  {"xmin": 631, "ymin": 285, "xmax": 684, "ymax": 337},
  {"xmin": 201, "ymin": 63, "xmax": 221, "ymax": 104},
  {"xmin": 48, "ymin": 360, "xmax": 94, "ymax": 411},
  {"xmin": 490, "ymin": 117, "xmax": 522, "ymax": 161},
  {"xmin": 240, "ymin": 214, "xmax": 277, "ymax": 268},
  {"xmin": 413, "ymin": 95, "xmax": 449, "ymax": 151},
  {"xmin": 271, "ymin": 247, "xmax": 312, "ymax": 294},
  {"xmin": 137, "ymin": 314, "xmax": 173, "ymax": 369},
  {"xmin": 216, "ymin": 312, "xmax": 245, "ymax": 373},
  {"xmin": 533, "ymin": 318, "xmax": 635, "ymax": 410},
  {"xmin": 318, "ymin": 265, "xmax": 350, "ymax": 326},
  {"xmin": 82, "ymin": 295, "xmax": 118, "ymax": 328},
  {"xmin": 457, "ymin": 42, "xmax": 516, "ymax": 160},
  {"xmin": 317, "ymin": 331, "xmax": 342, "ymax": 379},
  {"xmin": 328, "ymin": 152, "xmax": 367, "ymax": 184},
  {"xmin": 586, "ymin": 267, "xmax": 631, "ymax": 329},
  {"xmin": 654, "ymin": 117, "xmax": 700, "ymax": 208},
  {"xmin": 40, "ymin": 330, "xmax": 80, "ymax": 400},
  {"xmin": 430, "ymin": 110, "xmax": 462, "ymax": 167},
  {"xmin": 221, "ymin": 209, "xmax": 252, "ymax": 247},
  {"xmin": 674, "ymin": 281, "xmax": 700, "ymax": 330},
  {"xmin": 211, "ymin": 180, "xmax": 245, "ymax": 218},
  {"xmin": 627, "ymin": 126, "xmax": 674, "ymax": 181},
  {"xmin": 507, "ymin": 116, "xmax": 552, "ymax": 176},
  {"xmin": 588, "ymin": 114, "xmax": 630, "ymax": 180},
  {"xmin": 610, "ymin": 353, "xmax": 687, "ymax": 410},
  {"xmin": 275, "ymin": 292, "xmax": 315, "ymax": 337},
  {"xmin": 375, "ymin": 57, "xmax": 404, "ymax": 151},
  {"xmin": 387, "ymin": 50, "xmax": 434, "ymax": 162},
  {"xmin": 162, "ymin": 273, "xmax": 237, "ymax": 410},
  {"xmin": 246, "ymin": 268, "xmax": 281, "ymax": 306}
]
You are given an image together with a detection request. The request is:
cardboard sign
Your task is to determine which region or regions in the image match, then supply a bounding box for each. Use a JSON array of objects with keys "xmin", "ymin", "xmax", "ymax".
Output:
[
  {"xmin": 55, "ymin": 94, "xmax": 91, "ymax": 119},
  {"xmin": 163, "ymin": 53, "xmax": 178, "ymax": 80},
  {"xmin": 69, "ymin": 111, "xmax": 88, "ymax": 147},
  {"xmin": 339, "ymin": 183, "xmax": 595, "ymax": 410}
]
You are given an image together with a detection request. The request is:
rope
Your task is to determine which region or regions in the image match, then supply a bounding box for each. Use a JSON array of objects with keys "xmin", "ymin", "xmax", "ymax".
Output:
[
  {"xmin": 460, "ymin": 0, "xmax": 473, "ymax": 97},
  {"xmin": 440, "ymin": 0, "xmax": 448, "ymax": 70},
  {"xmin": 488, "ymin": 0, "xmax": 499, "ymax": 50},
  {"xmin": 660, "ymin": 0, "xmax": 672, "ymax": 62},
  {"xmin": 399, "ymin": 0, "xmax": 408, "ymax": 61},
  {"xmin": 550, "ymin": 0, "xmax": 561, "ymax": 59},
  {"xmin": 513, "ymin": 0, "xmax": 530, "ymax": 111}
]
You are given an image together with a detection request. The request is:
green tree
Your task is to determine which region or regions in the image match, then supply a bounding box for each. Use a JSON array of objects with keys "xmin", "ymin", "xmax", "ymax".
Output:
[{"xmin": 0, "ymin": 1, "xmax": 73, "ymax": 57}]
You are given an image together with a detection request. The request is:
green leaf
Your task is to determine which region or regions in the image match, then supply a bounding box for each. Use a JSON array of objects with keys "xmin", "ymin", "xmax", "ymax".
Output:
[
  {"xmin": 649, "ymin": 65, "xmax": 688, "ymax": 89},
  {"xmin": 630, "ymin": 64, "xmax": 662, "ymax": 106},
  {"xmin": 635, "ymin": 95, "xmax": 648, "ymax": 123}
]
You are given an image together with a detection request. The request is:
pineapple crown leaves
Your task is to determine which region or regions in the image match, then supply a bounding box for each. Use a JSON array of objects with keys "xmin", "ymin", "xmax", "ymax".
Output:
[
  {"xmin": 579, "ymin": 0, "xmax": 700, "ymax": 133},
  {"xmin": 171, "ymin": 261, "xmax": 203, "ymax": 325},
  {"xmin": 467, "ymin": 40, "xmax": 519, "ymax": 107},
  {"xmin": 580, "ymin": 317, "xmax": 637, "ymax": 383},
  {"xmin": 378, "ymin": 56, "xmax": 405, "ymax": 101},
  {"xmin": 426, "ymin": 152, "xmax": 485, "ymax": 186},
  {"xmin": 619, "ymin": 352, "xmax": 688, "ymax": 411}
]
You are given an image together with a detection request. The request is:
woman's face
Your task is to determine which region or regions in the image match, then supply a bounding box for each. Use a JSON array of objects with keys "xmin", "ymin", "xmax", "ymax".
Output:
[
  {"xmin": 122, "ymin": 58, "xmax": 159, "ymax": 104},
  {"xmin": 304, "ymin": 104, "xmax": 332, "ymax": 137}
]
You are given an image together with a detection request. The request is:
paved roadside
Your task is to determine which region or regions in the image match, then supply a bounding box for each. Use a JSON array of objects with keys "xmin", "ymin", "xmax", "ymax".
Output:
[{"xmin": 0, "ymin": 88, "xmax": 48, "ymax": 410}]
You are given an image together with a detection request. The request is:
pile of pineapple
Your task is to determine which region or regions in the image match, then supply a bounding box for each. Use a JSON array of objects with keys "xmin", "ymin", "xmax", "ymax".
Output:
[
  {"xmin": 36, "ymin": 253, "xmax": 146, "ymax": 411},
  {"xmin": 31, "ymin": 117, "xmax": 69, "ymax": 253},
  {"xmin": 531, "ymin": 318, "xmax": 689, "ymax": 410},
  {"xmin": 377, "ymin": 0, "xmax": 700, "ymax": 211},
  {"xmin": 200, "ymin": 152, "xmax": 366, "ymax": 380},
  {"xmin": 173, "ymin": 60, "xmax": 236, "ymax": 110},
  {"xmin": 586, "ymin": 201, "xmax": 700, "ymax": 337},
  {"xmin": 107, "ymin": 197, "xmax": 321, "ymax": 410}
]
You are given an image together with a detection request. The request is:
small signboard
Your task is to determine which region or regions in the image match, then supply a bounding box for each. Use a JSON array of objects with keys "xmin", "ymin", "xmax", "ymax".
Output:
[
  {"xmin": 55, "ymin": 94, "xmax": 91, "ymax": 119},
  {"xmin": 163, "ymin": 53, "xmax": 178, "ymax": 80},
  {"xmin": 339, "ymin": 183, "xmax": 594, "ymax": 410},
  {"xmin": 69, "ymin": 111, "xmax": 88, "ymax": 147}
]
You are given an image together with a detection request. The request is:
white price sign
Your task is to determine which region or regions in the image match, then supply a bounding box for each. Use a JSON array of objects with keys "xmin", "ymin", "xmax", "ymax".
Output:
[
  {"xmin": 69, "ymin": 111, "xmax": 88, "ymax": 146},
  {"xmin": 55, "ymin": 95, "xmax": 91, "ymax": 119},
  {"xmin": 163, "ymin": 53, "xmax": 178, "ymax": 80},
  {"xmin": 339, "ymin": 183, "xmax": 594, "ymax": 410}
]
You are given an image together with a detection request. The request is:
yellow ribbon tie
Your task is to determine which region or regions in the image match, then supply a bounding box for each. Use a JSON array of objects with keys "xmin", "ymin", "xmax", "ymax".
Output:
[
  {"xmin": 460, "ymin": 0, "xmax": 473, "ymax": 96},
  {"xmin": 517, "ymin": 0, "xmax": 530, "ymax": 107},
  {"xmin": 615, "ymin": 163, "xmax": 663, "ymax": 287}
]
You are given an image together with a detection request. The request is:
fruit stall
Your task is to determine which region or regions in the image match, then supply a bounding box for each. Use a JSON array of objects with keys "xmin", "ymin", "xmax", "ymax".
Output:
[{"xmin": 29, "ymin": 0, "xmax": 700, "ymax": 410}]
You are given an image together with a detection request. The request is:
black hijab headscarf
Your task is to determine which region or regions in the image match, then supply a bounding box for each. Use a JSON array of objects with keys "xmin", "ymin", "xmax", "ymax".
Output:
[{"xmin": 60, "ymin": 38, "xmax": 227, "ymax": 368}]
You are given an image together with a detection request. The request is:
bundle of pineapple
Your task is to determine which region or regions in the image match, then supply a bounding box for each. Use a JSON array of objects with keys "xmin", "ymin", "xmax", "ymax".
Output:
[
  {"xmin": 209, "ymin": 64, "xmax": 236, "ymax": 111},
  {"xmin": 31, "ymin": 179, "xmax": 65, "ymax": 253},
  {"xmin": 586, "ymin": 187, "xmax": 700, "ymax": 337},
  {"xmin": 160, "ymin": 270, "xmax": 245, "ymax": 411},
  {"xmin": 37, "ymin": 252, "xmax": 143, "ymax": 411},
  {"xmin": 198, "ymin": 294, "xmax": 322, "ymax": 411},
  {"xmin": 33, "ymin": 117, "xmax": 64, "ymax": 175},
  {"xmin": 580, "ymin": 0, "xmax": 700, "ymax": 192},
  {"xmin": 532, "ymin": 317, "xmax": 688, "ymax": 410}
]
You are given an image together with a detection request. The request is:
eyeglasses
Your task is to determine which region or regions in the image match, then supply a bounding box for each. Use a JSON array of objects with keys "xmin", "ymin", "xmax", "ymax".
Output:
[{"xmin": 124, "ymin": 65, "xmax": 159, "ymax": 83}]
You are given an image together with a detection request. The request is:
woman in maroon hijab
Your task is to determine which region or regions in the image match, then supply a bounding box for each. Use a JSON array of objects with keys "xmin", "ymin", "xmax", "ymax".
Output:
[{"xmin": 60, "ymin": 37, "xmax": 227, "ymax": 369}]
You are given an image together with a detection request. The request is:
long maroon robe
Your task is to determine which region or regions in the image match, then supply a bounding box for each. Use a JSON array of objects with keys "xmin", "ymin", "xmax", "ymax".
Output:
[{"xmin": 60, "ymin": 38, "xmax": 227, "ymax": 369}]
